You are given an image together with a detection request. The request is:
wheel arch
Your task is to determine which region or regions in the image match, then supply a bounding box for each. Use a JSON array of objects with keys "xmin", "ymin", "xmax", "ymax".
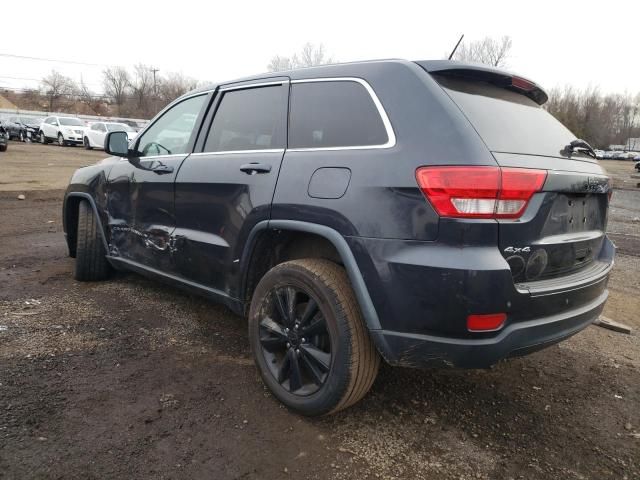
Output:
[
  {"xmin": 64, "ymin": 193, "xmax": 109, "ymax": 257},
  {"xmin": 240, "ymin": 220, "xmax": 381, "ymax": 331}
]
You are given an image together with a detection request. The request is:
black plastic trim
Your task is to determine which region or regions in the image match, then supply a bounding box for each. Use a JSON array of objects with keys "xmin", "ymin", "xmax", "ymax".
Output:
[
  {"xmin": 107, "ymin": 256, "xmax": 243, "ymax": 314},
  {"xmin": 64, "ymin": 192, "xmax": 109, "ymax": 252},
  {"xmin": 241, "ymin": 220, "xmax": 382, "ymax": 331}
]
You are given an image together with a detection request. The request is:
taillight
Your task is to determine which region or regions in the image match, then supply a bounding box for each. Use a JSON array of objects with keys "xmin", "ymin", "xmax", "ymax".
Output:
[{"xmin": 415, "ymin": 166, "xmax": 547, "ymax": 219}]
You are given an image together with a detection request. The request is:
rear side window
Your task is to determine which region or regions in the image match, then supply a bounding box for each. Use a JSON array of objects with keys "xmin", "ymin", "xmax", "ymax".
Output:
[
  {"xmin": 289, "ymin": 80, "xmax": 389, "ymax": 149},
  {"xmin": 433, "ymin": 75, "xmax": 576, "ymax": 158},
  {"xmin": 204, "ymin": 85, "xmax": 287, "ymax": 152}
]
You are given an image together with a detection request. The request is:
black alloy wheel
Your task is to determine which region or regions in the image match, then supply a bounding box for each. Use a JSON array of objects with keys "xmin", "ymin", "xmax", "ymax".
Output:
[
  {"xmin": 258, "ymin": 286, "xmax": 331, "ymax": 396},
  {"xmin": 249, "ymin": 259, "xmax": 380, "ymax": 416}
]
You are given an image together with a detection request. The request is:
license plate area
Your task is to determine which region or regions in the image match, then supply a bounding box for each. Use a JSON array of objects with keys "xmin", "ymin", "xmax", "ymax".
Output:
[{"xmin": 542, "ymin": 193, "xmax": 604, "ymax": 236}]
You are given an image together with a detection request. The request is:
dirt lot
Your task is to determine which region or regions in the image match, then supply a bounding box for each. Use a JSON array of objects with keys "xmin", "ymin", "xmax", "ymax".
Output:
[{"xmin": 1, "ymin": 142, "xmax": 639, "ymax": 479}]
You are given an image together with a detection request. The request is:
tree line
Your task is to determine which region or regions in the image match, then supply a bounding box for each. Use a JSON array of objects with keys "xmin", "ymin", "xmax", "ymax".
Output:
[
  {"xmin": 545, "ymin": 87, "xmax": 639, "ymax": 149},
  {"xmin": 3, "ymin": 65, "xmax": 198, "ymax": 119}
]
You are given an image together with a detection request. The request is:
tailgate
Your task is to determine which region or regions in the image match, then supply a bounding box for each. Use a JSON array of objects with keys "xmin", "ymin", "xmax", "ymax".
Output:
[
  {"xmin": 494, "ymin": 153, "xmax": 610, "ymax": 282},
  {"xmin": 427, "ymin": 67, "xmax": 612, "ymax": 283}
]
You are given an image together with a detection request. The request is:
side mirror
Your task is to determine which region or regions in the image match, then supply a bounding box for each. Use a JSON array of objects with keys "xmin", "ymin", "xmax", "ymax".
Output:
[{"xmin": 105, "ymin": 131, "xmax": 130, "ymax": 157}]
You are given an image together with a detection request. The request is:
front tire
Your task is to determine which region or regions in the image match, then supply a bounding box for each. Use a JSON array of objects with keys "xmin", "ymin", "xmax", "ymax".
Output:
[
  {"xmin": 74, "ymin": 201, "xmax": 110, "ymax": 281},
  {"xmin": 83, "ymin": 137, "xmax": 92, "ymax": 150},
  {"xmin": 57, "ymin": 133, "xmax": 65, "ymax": 147},
  {"xmin": 40, "ymin": 131, "xmax": 48, "ymax": 144},
  {"xmin": 249, "ymin": 259, "xmax": 380, "ymax": 416}
]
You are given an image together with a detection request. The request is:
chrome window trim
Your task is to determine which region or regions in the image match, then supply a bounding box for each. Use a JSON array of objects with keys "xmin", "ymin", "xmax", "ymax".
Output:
[
  {"xmin": 118, "ymin": 153, "xmax": 187, "ymax": 162},
  {"xmin": 219, "ymin": 80, "xmax": 286, "ymax": 92},
  {"xmin": 287, "ymin": 77, "xmax": 396, "ymax": 152},
  {"xmin": 191, "ymin": 148, "xmax": 285, "ymax": 157}
]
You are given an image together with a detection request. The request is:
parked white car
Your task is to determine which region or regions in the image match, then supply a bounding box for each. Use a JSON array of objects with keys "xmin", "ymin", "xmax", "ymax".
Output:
[
  {"xmin": 83, "ymin": 122, "xmax": 137, "ymax": 150},
  {"xmin": 39, "ymin": 116, "xmax": 86, "ymax": 146}
]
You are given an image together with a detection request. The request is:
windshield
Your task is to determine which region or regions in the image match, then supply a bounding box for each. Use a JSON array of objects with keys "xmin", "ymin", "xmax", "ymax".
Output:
[
  {"xmin": 106, "ymin": 123, "xmax": 133, "ymax": 132},
  {"xmin": 59, "ymin": 118, "xmax": 84, "ymax": 127},
  {"xmin": 433, "ymin": 75, "xmax": 577, "ymax": 159},
  {"xmin": 21, "ymin": 117, "xmax": 42, "ymax": 124}
]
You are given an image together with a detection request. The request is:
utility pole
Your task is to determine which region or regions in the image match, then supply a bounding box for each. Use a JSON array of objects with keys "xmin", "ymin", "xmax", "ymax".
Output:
[
  {"xmin": 150, "ymin": 67, "xmax": 160, "ymax": 114},
  {"xmin": 150, "ymin": 67, "xmax": 159, "ymax": 94}
]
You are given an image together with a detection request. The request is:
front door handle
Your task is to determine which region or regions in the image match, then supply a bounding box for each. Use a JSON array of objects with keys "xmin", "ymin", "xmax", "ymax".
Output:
[
  {"xmin": 151, "ymin": 164, "xmax": 174, "ymax": 175},
  {"xmin": 240, "ymin": 163, "xmax": 272, "ymax": 175}
]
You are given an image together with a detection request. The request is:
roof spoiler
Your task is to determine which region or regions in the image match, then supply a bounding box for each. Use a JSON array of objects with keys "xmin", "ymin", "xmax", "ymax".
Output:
[{"xmin": 416, "ymin": 60, "xmax": 548, "ymax": 105}]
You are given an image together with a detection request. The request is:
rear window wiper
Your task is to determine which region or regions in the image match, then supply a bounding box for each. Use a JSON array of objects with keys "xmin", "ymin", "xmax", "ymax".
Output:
[{"xmin": 563, "ymin": 139, "xmax": 596, "ymax": 159}]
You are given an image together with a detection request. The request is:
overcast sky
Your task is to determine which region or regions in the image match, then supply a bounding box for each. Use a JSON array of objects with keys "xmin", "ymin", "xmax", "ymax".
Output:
[{"xmin": 1, "ymin": 0, "xmax": 638, "ymax": 95}]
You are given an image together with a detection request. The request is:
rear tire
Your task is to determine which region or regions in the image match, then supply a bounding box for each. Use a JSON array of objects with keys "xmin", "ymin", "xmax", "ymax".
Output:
[
  {"xmin": 74, "ymin": 201, "xmax": 110, "ymax": 281},
  {"xmin": 249, "ymin": 259, "xmax": 380, "ymax": 416}
]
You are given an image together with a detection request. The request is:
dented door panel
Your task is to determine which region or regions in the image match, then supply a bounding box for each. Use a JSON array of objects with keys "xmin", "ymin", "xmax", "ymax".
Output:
[{"xmin": 106, "ymin": 155, "xmax": 187, "ymax": 270}]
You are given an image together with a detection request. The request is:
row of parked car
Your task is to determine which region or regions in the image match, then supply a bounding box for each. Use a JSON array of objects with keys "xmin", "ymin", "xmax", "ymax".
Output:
[
  {"xmin": 594, "ymin": 149, "xmax": 640, "ymax": 161},
  {"xmin": 0, "ymin": 115, "xmax": 142, "ymax": 149}
]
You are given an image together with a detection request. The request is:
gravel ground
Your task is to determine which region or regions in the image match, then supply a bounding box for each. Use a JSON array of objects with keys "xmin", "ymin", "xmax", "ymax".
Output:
[{"xmin": 0, "ymin": 143, "xmax": 638, "ymax": 479}]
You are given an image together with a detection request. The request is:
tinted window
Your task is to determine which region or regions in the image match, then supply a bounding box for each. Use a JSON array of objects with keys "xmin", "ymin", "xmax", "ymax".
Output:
[
  {"xmin": 204, "ymin": 85, "xmax": 287, "ymax": 152},
  {"xmin": 204, "ymin": 86, "xmax": 287, "ymax": 152},
  {"xmin": 136, "ymin": 94, "xmax": 206, "ymax": 157},
  {"xmin": 434, "ymin": 75, "xmax": 576, "ymax": 158},
  {"xmin": 289, "ymin": 81, "xmax": 388, "ymax": 149}
]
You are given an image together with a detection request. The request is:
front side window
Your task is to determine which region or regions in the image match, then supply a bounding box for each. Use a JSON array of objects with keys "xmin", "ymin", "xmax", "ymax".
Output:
[
  {"xmin": 204, "ymin": 85, "xmax": 287, "ymax": 152},
  {"xmin": 288, "ymin": 80, "xmax": 389, "ymax": 149},
  {"xmin": 136, "ymin": 94, "xmax": 207, "ymax": 157}
]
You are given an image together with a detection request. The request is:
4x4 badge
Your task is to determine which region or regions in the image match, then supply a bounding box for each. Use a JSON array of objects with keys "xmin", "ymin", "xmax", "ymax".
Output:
[{"xmin": 504, "ymin": 246, "xmax": 531, "ymax": 254}]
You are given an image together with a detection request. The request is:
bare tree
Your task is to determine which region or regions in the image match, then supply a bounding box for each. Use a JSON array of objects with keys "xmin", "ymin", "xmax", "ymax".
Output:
[
  {"xmin": 41, "ymin": 70, "xmax": 77, "ymax": 111},
  {"xmin": 131, "ymin": 64, "xmax": 154, "ymax": 117},
  {"xmin": 157, "ymin": 72, "xmax": 198, "ymax": 106},
  {"xmin": 267, "ymin": 43, "xmax": 335, "ymax": 72},
  {"xmin": 267, "ymin": 55, "xmax": 294, "ymax": 73},
  {"xmin": 77, "ymin": 78, "xmax": 106, "ymax": 115},
  {"xmin": 102, "ymin": 66, "xmax": 131, "ymax": 115},
  {"xmin": 451, "ymin": 36, "xmax": 513, "ymax": 68}
]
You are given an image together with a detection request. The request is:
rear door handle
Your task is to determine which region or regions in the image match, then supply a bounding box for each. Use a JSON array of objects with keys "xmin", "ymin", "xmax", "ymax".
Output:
[{"xmin": 240, "ymin": 163, "xmax": 272, "ymax": 175}]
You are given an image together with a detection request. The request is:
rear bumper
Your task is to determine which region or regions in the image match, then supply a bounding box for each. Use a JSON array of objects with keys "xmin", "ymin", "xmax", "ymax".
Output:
[
  {"xmin": 347, "ymin": 235, "xmax": 614, "ymax": 369},
  {"xmin": 371, "ymin": 289, "xmax": 607, "ymax": 368}
]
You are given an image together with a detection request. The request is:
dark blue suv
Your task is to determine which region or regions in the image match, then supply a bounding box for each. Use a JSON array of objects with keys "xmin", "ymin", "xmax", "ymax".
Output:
[{"xmin": 63, "ymin": 59, "xmax": 614, "ymax": 415}]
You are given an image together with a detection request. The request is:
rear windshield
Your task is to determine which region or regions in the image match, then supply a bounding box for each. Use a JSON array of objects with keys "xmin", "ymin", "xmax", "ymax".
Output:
[{"xmin": 433, "ymin": 75, "xmax": 577, "ymax": 158}]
